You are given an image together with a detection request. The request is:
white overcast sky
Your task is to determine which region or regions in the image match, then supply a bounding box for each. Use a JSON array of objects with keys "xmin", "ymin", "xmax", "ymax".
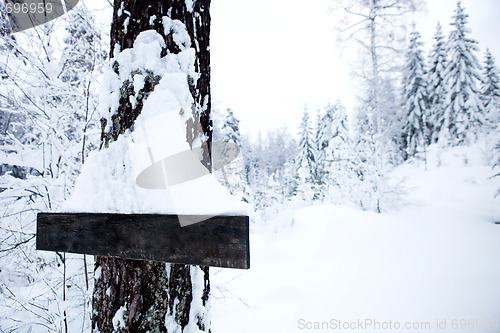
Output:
[
  {"xmin": 211, "ymin": 0, "xmax": 500, "ymax": 136},
  {"xmin": 85, "ymin": 0, "xmax": 500, "ymax": 137}
]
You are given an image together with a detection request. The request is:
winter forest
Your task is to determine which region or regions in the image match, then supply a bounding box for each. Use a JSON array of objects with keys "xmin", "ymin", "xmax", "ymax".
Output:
[{"xmin": 1, "ymin": 0, "xmax": 500, "ymax": 332}]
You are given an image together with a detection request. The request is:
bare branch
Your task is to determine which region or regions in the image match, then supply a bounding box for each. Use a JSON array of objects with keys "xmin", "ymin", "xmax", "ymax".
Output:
[
  {"xmin": 343, "ymin": 6, "xmax": 369, "ymax": 19},
  {"xmin": 0, "ymin": 234, "xmax": 35, "ymax": 253},
  {"xmin": 340, "ymin": 17, "xmax": 370, "ymax": 33}
]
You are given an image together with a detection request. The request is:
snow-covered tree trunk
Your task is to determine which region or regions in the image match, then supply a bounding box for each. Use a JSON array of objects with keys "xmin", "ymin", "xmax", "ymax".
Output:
[{"xmin": 92, "ymin": 0, "xmax": 212, "ymax": 332}]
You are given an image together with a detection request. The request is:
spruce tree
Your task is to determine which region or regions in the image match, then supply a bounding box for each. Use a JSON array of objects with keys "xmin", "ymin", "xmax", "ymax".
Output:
[
  {"xmin": 401, "ymin": 26, "xmax": 429, "ymax": 158},
  {"xmin": 443, "ymin": 0, "xmax": 484, "ymax": 144},
  {"xmin": 316, "ymin": 107, "xmax": 330, "ymax": 181},
  {"xmin": 221, "ymin": 108, "xmax": 241, "ymax": 144},
  {"xmin": 296, "ymin": 108, "xmax": 316, "ymax": 178},
  {"xmin": 212, "ymin": 107, "xmax": 250, "ymax": 203},
  {"xmin": 427, "ymin": 22, "xmax": 448, "ymax": 142},
  {"xmin": 316, "ymin": 101, "xmax": 349, "ymax": 182},
  {"xmin": 481, "ymin": 49, "xmax": 500, "ymax": 126}
]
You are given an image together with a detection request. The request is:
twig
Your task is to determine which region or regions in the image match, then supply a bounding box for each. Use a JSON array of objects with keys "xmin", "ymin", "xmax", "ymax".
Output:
[{"xmin": 0, "ymin": 234, "xmax": 35, "ymax": 252}]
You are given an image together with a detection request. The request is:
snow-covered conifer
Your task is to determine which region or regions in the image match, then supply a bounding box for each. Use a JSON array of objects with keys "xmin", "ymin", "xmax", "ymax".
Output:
[
  {"xmin": 443, "ymin": 0, "xmax": 484, "ymax": 144},
  {"xmin": 401, "ymin": 26, "xmax": 429, "ymax": 157},
  {"xmin": 221, "ymin": 108, "xmax": 241, "ymax": 144},
  {"xmin": 316, "ymin": 100, "xmax": 349, "ymax": 182},
  {"xmin": 296, "ymin": 108, "xmax": 316, "ymax": 178},
  {"xmin": 481, "ymin": 49, "xmax": 500, "ymax": 127},
  {"xmin": 427, "ymin": 22, "xmax": 448, "ymax": 142}
]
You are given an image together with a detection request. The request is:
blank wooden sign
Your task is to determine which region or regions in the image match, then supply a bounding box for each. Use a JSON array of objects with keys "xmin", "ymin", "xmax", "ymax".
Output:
[{"xmin": 37, "ymin": 213, "xmax": 250, "ymax": 269}]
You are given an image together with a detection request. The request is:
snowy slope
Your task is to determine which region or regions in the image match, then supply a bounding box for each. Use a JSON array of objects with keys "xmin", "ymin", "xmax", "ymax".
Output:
[{"xmin": 211, "ymin": 142, "xmax": 500, "ymax": 333}]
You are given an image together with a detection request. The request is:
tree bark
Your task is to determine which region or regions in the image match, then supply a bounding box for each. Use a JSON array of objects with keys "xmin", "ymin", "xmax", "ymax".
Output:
[{"xmin": 92, "ymin": 0, "xmax": 211, "ymax": 332}]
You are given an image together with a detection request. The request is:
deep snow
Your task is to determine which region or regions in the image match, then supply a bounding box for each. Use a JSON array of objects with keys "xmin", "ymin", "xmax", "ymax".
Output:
[{"xmin": 211, "ymin": 142, "xmax": 500, "ymax": 333}]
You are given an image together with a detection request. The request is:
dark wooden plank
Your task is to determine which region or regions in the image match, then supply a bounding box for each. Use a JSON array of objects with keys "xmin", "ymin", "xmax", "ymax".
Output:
[{"xmin": 37, "ymin": 213, "xmax": 249, "ymax": 269}]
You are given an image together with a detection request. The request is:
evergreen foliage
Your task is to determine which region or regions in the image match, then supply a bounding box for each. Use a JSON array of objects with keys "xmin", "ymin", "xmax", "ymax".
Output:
[
  {"xmin": 315, "ymin": 100, "xmax": 349, "ymax": 186},
  {"xmin": 401, "ymin": 26, "xmax": 429, "ymax": 157},
  {"xmin": 296, "ymin": 108, "xmax": 317, "ymax": 177},
  {"xmin": 427, "ymin": 22, "xmax": 448, "ymax": 142},
  {"xmin": 442, "ymin": 0, "xmax": 484, "ymax": 144},
  {"xmin": 481, "ymin": 49, "xmax": 500, "ymax": 127}
]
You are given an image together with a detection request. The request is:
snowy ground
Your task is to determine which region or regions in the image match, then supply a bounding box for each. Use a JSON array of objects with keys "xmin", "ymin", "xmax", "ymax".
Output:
[{"xmin": 211, "ymin": 143, "xmax": 500, "ymax": 333}]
